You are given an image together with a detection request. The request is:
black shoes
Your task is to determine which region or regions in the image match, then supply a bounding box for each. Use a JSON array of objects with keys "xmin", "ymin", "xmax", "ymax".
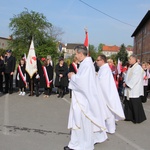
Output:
[
  {"xmin": 57, "ymin": 92, "xmax": 64, "ymax": 98},
  {"xmin": 61, "ymin": 93, "xmax": 64, "ymax": 98},
  {"xmin": 64, "ymin": 146, "xmax": 74, "ymax": 150}
]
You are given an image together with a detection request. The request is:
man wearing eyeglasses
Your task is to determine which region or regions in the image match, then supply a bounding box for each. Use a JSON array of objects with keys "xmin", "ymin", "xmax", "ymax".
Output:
[{"xmin": 96, "ymin": 54, "xmax": 125, "ymax": 134}]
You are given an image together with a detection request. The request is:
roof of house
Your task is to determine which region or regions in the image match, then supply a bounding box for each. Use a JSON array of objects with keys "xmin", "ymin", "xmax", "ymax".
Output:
[
  {"xmin": 66, "ymin": 43, "xmax": 84, "ymax": 49},
  {"xmin": 102, "ymin": 45, "xmax": 120, "ymax": 52},
  {"xmin": 0, "ymin": 36, "xmax": 12, "ymax": 40},
  {"xmin": 131, "ymin": 10, "xmax": 150, "ymax": 37},
  {"xmin": 126, "ymin": 47, "xmax": 133, "ymax": 51},
  {"xmin": 59, "ymin": 42, "xmax": 66, "ymax": 47}
]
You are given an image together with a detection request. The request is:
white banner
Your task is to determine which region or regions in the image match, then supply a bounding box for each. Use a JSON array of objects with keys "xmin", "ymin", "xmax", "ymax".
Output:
[{"xmin": 25, "ymin": 40, "xmax": 37, "ymax": 78}]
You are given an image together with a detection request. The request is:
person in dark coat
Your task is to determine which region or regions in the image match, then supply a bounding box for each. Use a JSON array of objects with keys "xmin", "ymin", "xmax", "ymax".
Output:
[
  {"xmin": 3, "ymin": 50, "xmax": 16, "ymax": 94},
  {"xmin": 42, "ymin": 59, "xmax": 53, "ymax": 97},
  {"xmin": 16, "ymin": 59, "xmax": 27, "ymax": 96},
  {"xmin": 91, "ymin": 57, "xmax": 99, "ymax": 72},
  {"xmin": 55, "ymin": 56, "xmax": 68, "ymax": 98},
  {"xmin": 0, "ymin": 55, "xmax": 5, "ymax": 93}
]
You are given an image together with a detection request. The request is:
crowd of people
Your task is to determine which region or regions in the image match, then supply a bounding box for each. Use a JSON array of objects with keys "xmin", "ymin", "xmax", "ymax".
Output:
[{"xmin": 0, "ymin": 47, "xmax": 149, "ymax": 150}]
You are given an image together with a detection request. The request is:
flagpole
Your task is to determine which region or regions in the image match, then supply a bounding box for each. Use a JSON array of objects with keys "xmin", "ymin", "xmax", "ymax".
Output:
[
  {"xmin": 30, "ymin": 78, "xmax": 34, "ymax": 96},
  {"xmin": 84, "ymin": 28, "xmax": 89, "ymax": 56}
]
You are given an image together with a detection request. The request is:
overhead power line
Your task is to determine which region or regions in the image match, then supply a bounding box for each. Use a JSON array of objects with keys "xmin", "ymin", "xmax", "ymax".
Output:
[{"xmin": 79, "ymin": 0, "xmax": 135, "ymax": 27}]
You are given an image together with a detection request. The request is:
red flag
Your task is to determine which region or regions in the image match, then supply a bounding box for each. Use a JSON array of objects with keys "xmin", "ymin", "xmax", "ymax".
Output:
[{"xmin": 84, "ymin": 30, "xmax": 88, "ymax": 48}]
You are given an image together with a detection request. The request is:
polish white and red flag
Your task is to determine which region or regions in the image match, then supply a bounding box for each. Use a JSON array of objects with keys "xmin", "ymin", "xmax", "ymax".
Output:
[
  {"xmin": 25, "ymin": 39, "xmax": 37, "ymax": 78},
  {"xmin": 84, "ymin": 29, "xmax": 89, "ymax": 55},
  {"xmin": 84, "ymin": 29, "xmax": 88, "ymax": 48},
  {"xmin": 117, "ymin": 58, "xmax": 122, "ymax": 75}
]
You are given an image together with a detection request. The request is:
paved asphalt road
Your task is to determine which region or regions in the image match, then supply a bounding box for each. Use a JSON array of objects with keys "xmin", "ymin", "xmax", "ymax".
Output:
[{"xmin": 0, "ymin": 91, "xmax": 150, "ymax": 150}]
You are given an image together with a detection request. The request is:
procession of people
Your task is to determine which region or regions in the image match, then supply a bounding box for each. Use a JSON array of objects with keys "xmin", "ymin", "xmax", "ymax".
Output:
[{"xmin": 0, "ymin": 46, "xmax": 149, "ymax": 150}]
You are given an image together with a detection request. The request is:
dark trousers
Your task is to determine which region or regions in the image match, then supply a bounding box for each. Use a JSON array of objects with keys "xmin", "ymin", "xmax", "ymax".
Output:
[
  {"xmin": 0, "ymin": 74, "xmax": 3, "ymax": 92},
  {"xmin": 20, "ymin": 87, "xmax": 26, "ymax": 92},
  {"xmin": 4, "ymin": 73, "xmax": 13, "ymax": 93},
  {"xmin": 147, "ymin": 79, "xmax": 150, "ymax": 92},
  {"xmin": 29, "ymin": 78, "xmax": 39, "ymax": 96},
  {"xmin": 34, "ymin": 79, "xmax": 40, "ymax": 96},
  {"xmin": 44, "ymin": 87, "xmax": 52, "ymax": 95},
  {"xmin": 57, "ymin": 86, "xmax": 65, "ymax": 97}
]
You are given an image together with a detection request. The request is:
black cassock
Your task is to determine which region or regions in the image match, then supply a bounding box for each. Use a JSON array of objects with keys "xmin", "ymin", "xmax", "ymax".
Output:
[{"xmin": 124, "ymin": 97, "xmax": 146, "ymax": 123}]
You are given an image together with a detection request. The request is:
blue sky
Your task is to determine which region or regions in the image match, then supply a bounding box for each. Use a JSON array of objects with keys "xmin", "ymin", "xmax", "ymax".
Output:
[{"xmin": 0, "ymin": 0, "xmax": 150, "ymax": 48}]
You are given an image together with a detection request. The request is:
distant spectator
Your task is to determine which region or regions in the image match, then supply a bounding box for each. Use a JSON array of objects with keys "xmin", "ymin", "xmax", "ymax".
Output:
[
  {"xmin": 55, "ymin": 56, "xmax": 68, "ymax": 98},
  {"xmin": 16, "ymin": 59, "xmax": 27, "ymax": 96},
  {"xmin": 68, "ymin": 56, "xmax": 79, "ymax": 98},
  {"xmin": 141, "ymin": 62, "xmax": 150, "ymax": 103},
  {"xmin": 42, "ymin": 59, "xmax": 53, "ymax": 98},
  {"xmin": 0, "ymin": 55, "xmax": 5, "ymax": 93},
  {"xmin": 3, "ymin": 50, "xmax": 16, "ymax": 94}
]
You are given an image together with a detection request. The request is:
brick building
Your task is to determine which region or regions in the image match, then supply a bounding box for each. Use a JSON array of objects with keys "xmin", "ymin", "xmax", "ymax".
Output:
[
  {"xmin": 131, "ymin": 10, "xmax": 150, "ymax": 62},
  {"xmin": 0, "ymin": 36, "xmax": 12, "ymax": 50},
  {"xmin": 64, "ymin": 43, "xmax": 84, "ymax": 58}
]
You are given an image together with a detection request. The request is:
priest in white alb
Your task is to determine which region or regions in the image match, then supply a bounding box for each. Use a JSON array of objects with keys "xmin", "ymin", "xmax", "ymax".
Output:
[
  {"xmin": 64, "ymin": 45, "xmax": 110, "ymax": 150},
  {"xmin": 123, "ymin": 54, "xmax": 146, "ymax": 123},
  {"xmin": 96, "ymin": 54, "xmax": 125, "ymax": 134}
]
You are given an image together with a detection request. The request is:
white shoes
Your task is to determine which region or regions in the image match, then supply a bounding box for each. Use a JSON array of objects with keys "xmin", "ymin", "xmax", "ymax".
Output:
[
  {"xmin": 19, "ymin": 92, "xmax": 26, "ymax": 96},
  {"xmin": 19, "ymin": 92, "xmax": 22, "ymax": 95},
  {"xmin": 22, "ymin": 92, "xmax": 25, "ymax": 96}
]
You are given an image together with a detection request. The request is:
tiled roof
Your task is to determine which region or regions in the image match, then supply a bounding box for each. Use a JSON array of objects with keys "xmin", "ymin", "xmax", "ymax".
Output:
[
  {"xmin": 66, "ymin": 43, "xmax": 84, "ymax": 49},
  {"xmin": 59, "ymin": 42, "xmax": 66, "ymax": 47},
  {"xmin": 0, "ymin": 36, "xmax": 12, "ymax": 40},
  {"xmin": 102, "ymin": 45, "xmax": 120, "ymax": 52},
  {"xmin": 126, "ymin": 47, "xmax": 133, "ymax": 51}
]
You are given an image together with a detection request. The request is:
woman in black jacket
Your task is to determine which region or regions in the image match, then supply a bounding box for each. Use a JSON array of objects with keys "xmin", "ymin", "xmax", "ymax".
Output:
[{"xmin": 55, "ymin": 57, "xmax": 68, "ymax": 98}]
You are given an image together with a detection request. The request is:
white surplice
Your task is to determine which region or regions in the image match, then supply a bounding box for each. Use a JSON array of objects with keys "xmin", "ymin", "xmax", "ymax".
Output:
[
  {"xmin": 67, "ymin": 57, "xmax": 110, "ymax": 149},
  {"xmin": 124, "ymin": 62, "xmax": 144, "ymax": 99},
  {"xmin": 97, "ymin": 63, "xmax": 125, "ymax": 132},
  {"xmin": 68, "ymin": 57, "xmax": 109, "ymax": 131}
]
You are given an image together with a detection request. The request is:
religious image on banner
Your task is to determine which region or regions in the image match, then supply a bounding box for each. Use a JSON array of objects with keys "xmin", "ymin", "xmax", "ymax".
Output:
[{"xmin": 25, "ymin": 39, "xmax": 37, "ymax": 78}]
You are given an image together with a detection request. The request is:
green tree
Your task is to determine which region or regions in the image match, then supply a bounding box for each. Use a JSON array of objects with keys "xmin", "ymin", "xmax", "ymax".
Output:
[
  {"xmin": 110, "ymin": 53, "xmax": 118, "ymax": 65},
  {"xmin": 97, "ymin": 43, "xmax": 105, "ymax": 55},
  {"xmin": 117, "ymin": 44, "xmax": 128, "ymax": 66},
  {"xmin": 89, "ymin": 44, "xmax": 97, "ymax": 60},
  {"xmin": 9, "ymin": 9, "xmax": 60, "ymax": 60},
  {"xmin": 0, "ymin": 49, "xmax": 6, "ymax": 56}
]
